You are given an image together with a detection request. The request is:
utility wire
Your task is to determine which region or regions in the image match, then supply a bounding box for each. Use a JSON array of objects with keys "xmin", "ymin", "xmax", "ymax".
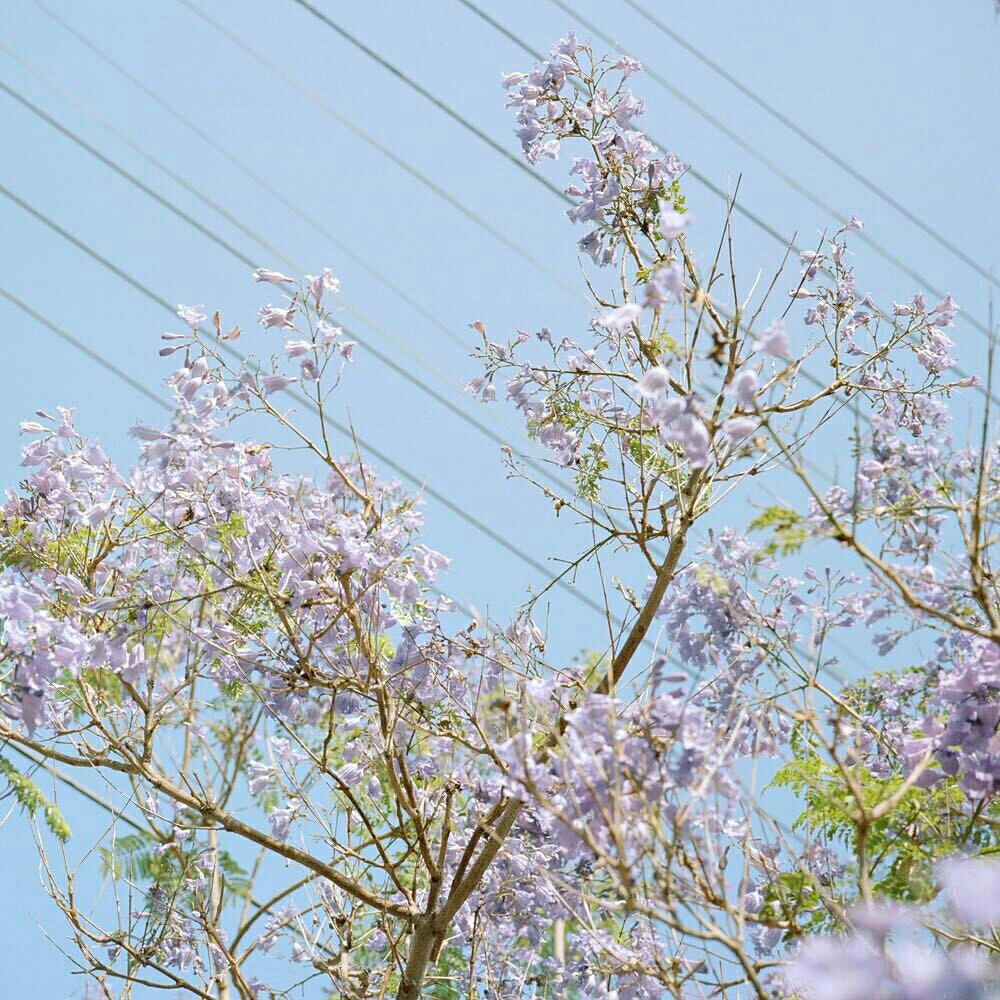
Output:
[
  {"xmin": 3, "ymin": 15, "xmax": 868, "ymax": 683},
  {"xmin": 2, "ymin": 24, "xmax": 912, "ymax": 490},
  {"xmin": 3, "ymin": 47, "xmax": 686, "ymax": 664},
  {"xmin": 459, "ymin": 0, "xmax": 997, "ymax": 350},
  {"xmin": 0, "ymin": 286, "xmax": 167, "ymax": 409},
  {"xmin": 0, "ymin": 184, "xmax": 650, "ymax": 643},
  {"xmin": 523, "ymin": 0, "xmax": 993, "ymax": 342},
  {"xmin": 621, "ymin": 0, "xmax": 994, "ymax": 285},
  {"xmin": 285, "ymin": 0, "xmax": 563, "ymax": 203},
  {"xmin": 28, "ymin": 0, "xmax": 461, "ymax": 356},
  {"xmin": 448, "ymin": 0, "xmax": 1000, "ymax": 405},
  {"xmin": 284, "ymin": 0, "xmax": 803, "ymax": 270},
  {"xmin": 174, "ymin": 0, "xmax": 989, "ymax": 410},
  {"xmin": 0, "ymin": 70, "xmax": 575, "ymax": 504},
  {"xmin": 0, "ymin": 32, "xmax": 915, "ymax": 545},
  {"xmin": 0, "ymin": 58, "xmax": 857, "ymax": 541},
  {"xmin": 0, "ymin": 282, "xmax": 548, "ymax": 646},
  {"xmin": 169, "ymin": 0, "xmax": 582, "ymax": 303}
]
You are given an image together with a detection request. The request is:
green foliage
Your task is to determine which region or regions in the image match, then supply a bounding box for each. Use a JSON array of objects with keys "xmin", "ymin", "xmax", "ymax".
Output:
[
  {"xmin": 575, "ymin": 442, "xmax": 608, "ymax": 502},
  {"xmin": 761, "ymin": 869, "xmax": 827, "ymax": 937},
  {"xmin": 748, "ymin": 505, "xmax": 808, "ymax": 557},
  {"xmin": 0, "ymin": 755, "xmax": 71, "ymax": 841},
  {"xmin": 771, "ymin": 723, "xmax": 1000, "ymax": 919},
  {"xmin": 626, "ymin": 434, "xmax": 672, "ymax": 478},
  {"xmin": 666, "ymin": 178, "xmax": 686, "ymax": 214},
  {"xmin": 99, "ymin": 830, "xmax": 250, "ymax": 901}
]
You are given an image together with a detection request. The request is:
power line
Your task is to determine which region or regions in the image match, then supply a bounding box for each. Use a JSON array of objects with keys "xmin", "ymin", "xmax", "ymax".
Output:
[
  {"xmin": 3, "ymin": 46, "xmax": 681, "ymax": 666},
  {"xmin": 620, "ymin": 0, "xmax": 994, "ymax": 285},
  {"xmin": 0, "ymin": 283, "xmax": 470, "ymax": 624},
  {"xmin": 0, "ymin": 69, "xmax": 575, "ymax": 504},
  {"xmin": 10, "ymin": 13, "xmax": 967, "ymax": 512},
  {"xmin": 533, "ymin": 0, "xmax": 993, "ymax": 340},
  {"xmin": 170, "ymin": 0, "xmax": 583, "ymax": 303},
  {"xmin": 5, "ymin": 13, "xmax": 874, "ymax": 684},
  {"xmin": 448, "ymin": 0, "xmax": 998, "ymax": 404},
  {"xmin": 28, "ymin": 0, "xmax": 461, "ymax": 356},
  {"xmin": 1, "ymin": 33, "xmax": 852, "ymax": 692},
  {"xmin": 0, "ymin": 286, "xmax": 168, "ymax": 410},
  {"xmin": 285, "ymin": 0, "xmax": 804, "ymax": 268},
  {"xmin": 0, "ymin": 183, "xmax": 640, "ymax": 639},
  {"xmin": 285, "ymin": 0, "xmax": 564, "ymax": 203},
  {"xmin": 6, "ymin": 13, "xmax": 905, "ymax": 490},
  {"xmin": 178, "ymin": 0, "xmax": 986, "ymax": 408}
]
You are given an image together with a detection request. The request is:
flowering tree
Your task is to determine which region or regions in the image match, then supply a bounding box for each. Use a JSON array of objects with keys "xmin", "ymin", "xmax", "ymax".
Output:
[{"xmin": 1, "ymin": 35, "xmax": 998, "ymax": 1000}]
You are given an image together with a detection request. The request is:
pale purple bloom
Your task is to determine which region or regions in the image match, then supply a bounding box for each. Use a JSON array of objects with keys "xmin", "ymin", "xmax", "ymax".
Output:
[
  {"xmin": 787, "ymin": 936, "xmax": 884, "ymax": 1000},
  {"xmin": 0, "ymin": 583, "xmax": 43, "ymax": 619},
  {"xmin": 176, "ymin": 304, "xmax": 206, "ymax": 330},
  {"xmin": 722, "ymin": 417, "xmax": 757, "ymax": 441},
  {"xmin": 318, "ymin": 322, "xmax": 341, "ymax": 346},
  {"xmin": 247, "ymin": 762, "xmax": 274, "ymax": 796},
  {"xmin": 261, "ymin": 374, "xmax": 297, "ymax": 395},
  {"xmin": 269, "ymin": 798, "xmax": 300, "ymax": 842},
  {"xmin": 252, "ymin": 267, "xmax": 295, "ymax": 284},
  {"xmin": 258, "ymin": 304, "xmax": 297, "ymax": 330},
  {"xmin": 306, "ymin": 268, "xmax": 340, "ymax": 308},
  {"xmin": 129, "ymin": 422, "xmax": 166, "ymax": 441},
  {"xmin": 595, "ymin": 303, "xmax": 641, "ymax": 331},
  {"xmin": 658, "ymin": 205, "xmax": 690, "ymax": 239},
  {"xmin": 284, "ymin": 339, "xmax": 313, "ymax": 358},
  {"xmin": 931, "ymin": 293, "xmax": 960, "ymax": 326},
  {"xmin": 270, "ymin": 736, "xmax": 307, "ymax": 764},
  {"xmin": 643, "ymin": 263, "xmax": 683, "ymax": 308},
  {"xmin": 635, "ymin": 366, "xmax": 671, "ymax": 398},
  {"xmin": 752, "ymin": 319, "xmax": 790, "ymax": 357},
  {"xmin": 611, "ymin": 55, "xmax": 642, "ymax": 77},
  {"xmin": 81, "ymin": 502, "xmax": 110, "ymax": 527},
  {"xmin": 938, "ymin": 857, "xmax": 1000, "ymax": 928},
  {"xmin": 725, "ymin": 369, "xmax": 759, "ymax": 407}
]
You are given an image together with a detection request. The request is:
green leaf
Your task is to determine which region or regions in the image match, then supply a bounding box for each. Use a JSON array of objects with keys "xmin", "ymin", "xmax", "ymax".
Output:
[{"xmin": 0, "ymin": 755, "xmax": 71, "ymax": 841}]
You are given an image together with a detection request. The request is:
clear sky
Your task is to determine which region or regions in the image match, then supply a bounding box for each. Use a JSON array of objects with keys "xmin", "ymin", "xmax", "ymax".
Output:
[{"xmin": 0, "ymin": 1, "xmax": 997, "ymax": 994}]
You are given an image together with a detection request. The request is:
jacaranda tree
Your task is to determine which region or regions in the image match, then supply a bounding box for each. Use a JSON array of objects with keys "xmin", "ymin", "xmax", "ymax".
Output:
[{"xmin": 1, "ymin": 34, "xmax": 997, "ymax": 1000}]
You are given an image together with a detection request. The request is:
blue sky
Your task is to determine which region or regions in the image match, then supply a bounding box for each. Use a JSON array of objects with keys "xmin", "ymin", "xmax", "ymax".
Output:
[{"xmin": 1, "ymin": 0, "xmax": 997, "ymax": 993}]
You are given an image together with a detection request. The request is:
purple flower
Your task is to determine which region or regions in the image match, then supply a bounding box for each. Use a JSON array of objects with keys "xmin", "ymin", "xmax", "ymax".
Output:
[
  {"xmin": 657, "ymin": 205, "xmax": 690, "ymax": 239},
  {"xmin": 595, "ymin": 303, "xmax": 641, "ymax": 331},
  {"xmin": 643, "ymin": 263, "xmax": 683, "ymax": 308},
  {"xmin": 938, "ymin": 857, "xmax": 1000, "ymax": 928},
  {"xmin": 176, "ymin": 304, "xmax": 206, "ymax": 330},
  {"xmin": 247, "ymin": 762, "xmax": 274, "ymax": 796},
  {"xmin": 261, "ymin": 374, "xmax": 297, "ymax": 395},
  {"xmin": 252, "ymin": 267, "xmax": 295, "ymax": 284},
  {"xmin": 269, "ymin": 798, "xmax": 301, "ymax": 842},
  {"xmin": 635, "ymin": 366, "xmax": 671, "ymax": 398},
  {"xmin": 752, "ymin": 319, "xmax": 790, "ymax": 357},
  {"xmin": 611, "ymin": 55, "xmax": 642, "ymax": 77},
  {"xmin": 284, "ymin": 339, "xmax": 313, "ymax": 358},
  {"xmin": 258, "ymin": 304, "xmax": 297, "ymax": 330},
  {"xmin": 787, "ymin": 935, "xmax": 885, "ymax": 1000},
  {"xmin": 306, "ymin": 268, "xmax": 339, "ymax": 308},
  {"xmin": 722, "ymin": 417, "xmax": 757, "ymax": 441},
  {"xmin": 725, "ymin": 369, "xmax": 759, "ymax": 407}
]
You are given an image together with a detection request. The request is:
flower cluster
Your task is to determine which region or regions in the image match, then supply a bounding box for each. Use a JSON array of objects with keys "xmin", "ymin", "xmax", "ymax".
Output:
[{"xmin": 504, "ymin": 34, "xmax": 684, "ymax": 266}]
